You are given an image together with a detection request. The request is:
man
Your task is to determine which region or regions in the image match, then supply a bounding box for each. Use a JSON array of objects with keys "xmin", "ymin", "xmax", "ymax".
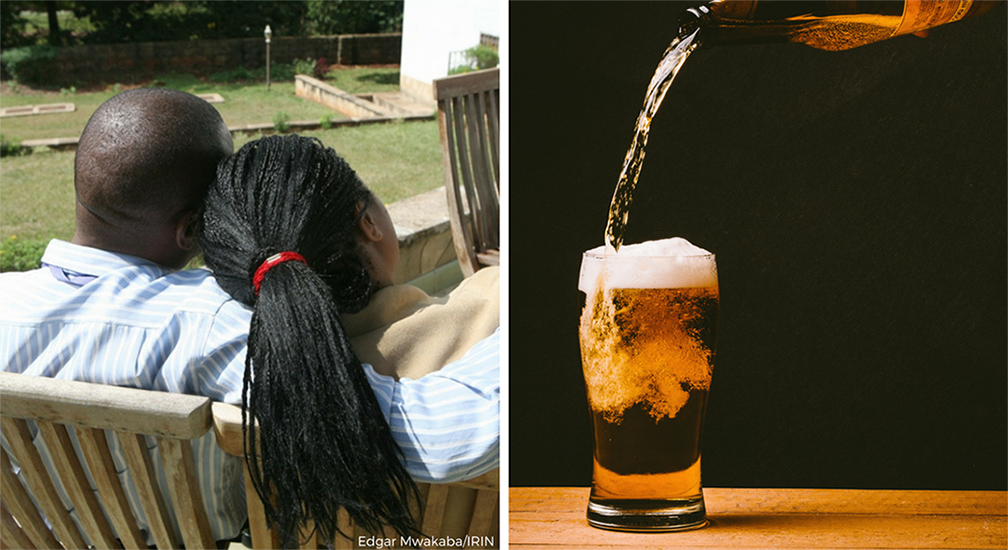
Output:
[
  {"xmin": 0, "ymin": 88, "xmax": 249, "ymax": 541},
  {"xmin": 73, "ymin": 89, "xmax": 234, "ymax": 271},
  {"xmin": 0, "ymin": 89, "xmax": 499, "ymax": 544},
  {"xmin": 1, "ymin": 89, "xmax": 247, "ymax": 396}
]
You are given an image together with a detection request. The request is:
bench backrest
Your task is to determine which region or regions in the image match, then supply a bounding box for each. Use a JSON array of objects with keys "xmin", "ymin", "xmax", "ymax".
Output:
[
  {"xmin": 0, "ymin": 371, "xmax": 217, "ymax": 549},
  {"xmin": 0, "ymin": 372, "xmax": 500, "ymax": 550},
  {"xmin": 213, "ymin": 402, "xmax": 500, "ymax": 549},
  {"xmin": 433, "ymin": 67, "xmax": 501, "ymax": 277}
]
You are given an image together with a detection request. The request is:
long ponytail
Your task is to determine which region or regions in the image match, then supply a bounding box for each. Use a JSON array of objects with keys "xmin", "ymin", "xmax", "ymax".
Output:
[{"xmin": 199, "ymin": 135, "xmax": 420, "ymax": 545}]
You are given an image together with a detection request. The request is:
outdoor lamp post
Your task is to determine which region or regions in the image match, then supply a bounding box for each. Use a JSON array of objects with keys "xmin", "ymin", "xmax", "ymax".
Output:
[{"xmin": 264, "ymin": 25, "xmax": 272, "ymax": 91}]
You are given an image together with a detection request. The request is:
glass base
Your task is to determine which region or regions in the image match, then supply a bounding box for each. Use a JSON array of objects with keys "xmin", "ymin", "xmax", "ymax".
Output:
[{"xmin": 586, "ymin": 496, "xmax": 707, "ymax": 532}]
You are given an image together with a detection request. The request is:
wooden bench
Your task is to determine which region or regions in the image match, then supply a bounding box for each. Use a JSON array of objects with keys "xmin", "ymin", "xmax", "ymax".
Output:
[
  {"xmin": 0, "ymin": 373, "xmax": 500, "ymax": 549},
  {"xmin": 433, "ymin": 68, "xmax": 500, "ymax": 278}
]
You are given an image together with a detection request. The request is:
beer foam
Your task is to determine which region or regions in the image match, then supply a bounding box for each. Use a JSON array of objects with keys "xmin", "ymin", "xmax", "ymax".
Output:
[
  {"xmin": 609, "ymin": 237, "xmax": 711, "ymax": 257},
  {"xmin": 579, "ymin": 237, "xmax": 717, "ymax": 293}
]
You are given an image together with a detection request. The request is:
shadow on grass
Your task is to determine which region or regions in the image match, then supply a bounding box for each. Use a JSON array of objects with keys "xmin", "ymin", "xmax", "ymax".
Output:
[
  {"xmin": 357, "ymin": 71, "xmax": 399, "ymax": 86},
  {"xmin": 150, "ymin": 65, "xmax": 305, "ymax": 95}
]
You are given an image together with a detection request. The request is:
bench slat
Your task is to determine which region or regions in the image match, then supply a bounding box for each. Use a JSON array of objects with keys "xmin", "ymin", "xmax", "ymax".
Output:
[{"xmin": 0, "ymin": 373, "xmax": 211, "ymax": 440}]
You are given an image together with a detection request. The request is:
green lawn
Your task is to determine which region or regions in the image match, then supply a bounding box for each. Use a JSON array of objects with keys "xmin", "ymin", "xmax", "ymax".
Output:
[
  {"xmin": 323, "ymin": 66, "xmax": 401, "ymax": 94},
  {"xmin": 0, "ymin": 67, "xmax": 401, "ymax": 141},
  {"xmin": 0, "ymin": 147, "xmax": 76, "ymax": 242},
  {"xmin": 1, "ymin": 120, "xmax": 443, "ymax": 245}
]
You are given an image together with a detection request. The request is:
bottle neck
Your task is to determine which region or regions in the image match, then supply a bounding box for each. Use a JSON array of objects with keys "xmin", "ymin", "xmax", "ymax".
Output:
[
  {"xmin": 678, "ymin": 1, "xmax": 798, "ymax": 49},
  {"xmin": 678, "ymin": 3, "xmax": 712, "ymax": 46}
]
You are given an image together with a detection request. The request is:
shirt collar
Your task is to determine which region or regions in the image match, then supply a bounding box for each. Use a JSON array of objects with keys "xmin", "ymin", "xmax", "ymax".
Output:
[{"xmin": 40, "ymin": 239, "xmax": 173, "ymax": 279}]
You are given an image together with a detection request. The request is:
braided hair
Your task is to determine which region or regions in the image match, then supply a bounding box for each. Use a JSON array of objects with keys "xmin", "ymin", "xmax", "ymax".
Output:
[{"xmin": 199, "ymin": 135, "xmax": 420, "ymax": 545}]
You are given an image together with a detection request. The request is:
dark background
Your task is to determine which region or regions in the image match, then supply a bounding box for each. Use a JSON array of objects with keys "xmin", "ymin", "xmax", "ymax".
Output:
[{"xmin": 509, "ymin": 2, "xmax": 1007, "ymax": 490}]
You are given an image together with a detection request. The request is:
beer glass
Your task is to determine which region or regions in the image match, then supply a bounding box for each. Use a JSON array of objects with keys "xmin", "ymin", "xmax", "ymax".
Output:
[{"xmin": 578, "ymin": 239, "xmax": 718, "ymax": 531}]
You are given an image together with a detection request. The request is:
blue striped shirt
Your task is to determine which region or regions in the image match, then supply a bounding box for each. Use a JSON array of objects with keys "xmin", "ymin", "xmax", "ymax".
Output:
[{"xmin": 0, "ymin": 239, "xmax": 499, "ymax": 541}]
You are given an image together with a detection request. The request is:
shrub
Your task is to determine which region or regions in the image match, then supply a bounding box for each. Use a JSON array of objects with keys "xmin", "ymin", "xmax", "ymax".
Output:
[
  {"xmin": 1, "ymin": 45, "xmax": 58, "ymax": 85},
  {"xmin": 0, "ymin": 135, "xmax": 32, "ymax": 158},
  {"xmin": 313, "ymin": 57, "xmax": 330, "ymax": 79},
  {"xmin": 448, "ymin": 44, "xmax": 499, "ymax": 75},
  {"xmin": 0, "ymin": 237, "xmax": 46, "ymax": 272},
  {"xmin": 210, "ymin": 62, "xmax": 298, "ymax": 84},
  {"xmin": 273, "ymin": 111, "xmax": 291, "ymax": 133},
  {"xmin": 268, "ymin": 62, "xmax": 297, "ymax": 82},
  {"xmin": 210, "ymin": 66, "xmax": 254, "ymax": 82},
  {"xmin": 320, "ymin": 114, "xmax": 334, "ymax": 129},
  {"xmin": 293, "ymin": 57, "xmax": 316, "ymax": 77},
  {"xmin": 468, "ymin": 44, "xmax": 499, "ymax": 70}
]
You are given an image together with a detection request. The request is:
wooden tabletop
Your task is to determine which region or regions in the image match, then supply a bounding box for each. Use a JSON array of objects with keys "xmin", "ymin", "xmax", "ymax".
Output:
[{"xmin": 509, "ymin": 487, "xmax": 1007, "ymax": 549}]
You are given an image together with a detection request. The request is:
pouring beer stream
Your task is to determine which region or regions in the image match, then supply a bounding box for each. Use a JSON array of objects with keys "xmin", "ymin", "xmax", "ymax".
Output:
[{"xmin": 604, "ymin": 29, "xmax": 701, "ymax": 255}]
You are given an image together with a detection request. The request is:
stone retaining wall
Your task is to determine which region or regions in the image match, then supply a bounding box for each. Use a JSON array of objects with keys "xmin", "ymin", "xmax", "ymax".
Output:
[
  {"xmin": 387, "ymin": 187, "xmax": 460, "ymax": 293},
  {"xmin": 294, "ymin": 75, "xmax": 385, "ymax": 119},
  {"xmin": 29, "ymin": 34, "xmax": 400, "ymax": 84}
]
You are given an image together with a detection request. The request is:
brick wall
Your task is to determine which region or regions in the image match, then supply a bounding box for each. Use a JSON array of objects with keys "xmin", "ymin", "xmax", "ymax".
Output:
[{"xmin": 42, "ymin": 34, "xmax": 400, "ymax": 84}]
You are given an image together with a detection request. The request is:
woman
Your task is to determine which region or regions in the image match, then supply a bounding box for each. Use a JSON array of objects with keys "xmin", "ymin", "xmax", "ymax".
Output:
[{"xmin": 199, "ymin": 135, "xmax": 498, "ymax": 545}]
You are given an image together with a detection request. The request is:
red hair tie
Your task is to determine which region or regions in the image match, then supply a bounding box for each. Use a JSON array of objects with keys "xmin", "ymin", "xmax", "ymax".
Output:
[{"xmin": 252, "ymin": 252, "xmax": 308, "ymax": 296}]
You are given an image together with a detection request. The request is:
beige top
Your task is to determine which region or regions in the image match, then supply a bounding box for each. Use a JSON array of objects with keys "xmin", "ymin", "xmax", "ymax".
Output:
[{"xmin": 344, "ymin": 267, "xmax": 500, "ymax": 380}]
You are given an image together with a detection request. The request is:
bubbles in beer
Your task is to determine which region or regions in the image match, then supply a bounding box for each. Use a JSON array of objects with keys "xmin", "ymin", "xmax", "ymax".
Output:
[
  {"xmin": 604, "ymin": 29, "xmax": 701, "ymax": 254},
  {"xmin": 581, "ymin": 286, "xmax": 716, "ymax": 424},
  {"xmin": 579, "ymin": 238, "xmax": 718, "ymax": 425}
]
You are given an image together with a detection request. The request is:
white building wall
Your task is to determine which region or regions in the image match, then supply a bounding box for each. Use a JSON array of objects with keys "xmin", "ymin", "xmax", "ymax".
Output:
[{"xmin": 400, "ymin": 0, "xmax": 500, "ymax": 102}]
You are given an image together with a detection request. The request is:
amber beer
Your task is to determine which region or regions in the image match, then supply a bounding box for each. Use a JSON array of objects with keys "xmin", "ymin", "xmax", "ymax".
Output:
[{"xmin": 579, "ymin": 238, "xmax": 718, "ymax": 531}]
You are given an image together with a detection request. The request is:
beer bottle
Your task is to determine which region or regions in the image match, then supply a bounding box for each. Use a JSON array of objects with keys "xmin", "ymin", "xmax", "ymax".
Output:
[{"xmin": 678, "ymin": 1, "xmax": 1004, "ymax": 51}]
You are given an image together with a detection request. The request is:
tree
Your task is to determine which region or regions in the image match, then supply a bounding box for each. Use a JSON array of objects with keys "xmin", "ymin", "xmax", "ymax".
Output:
[
  {"xmin": 305, "ymin": 0, "xmax": 403, "ymax": 35},
  {"xmin": 69, "ymin": 1, "xmax": 309, "ymax": 44},
  {"xmin": 45, "ymin": 0, "xmax": 61, "ymax": 45},
  {"xmin": 10, "ymin": 0, "xmax": 67, "ymax": 44},
  {"xmin": 71, "ymin": 1, "xmax": 166, "ymax": 44},
  {"xmin": 201, "ymin": 1, "xmax": 309, "ymax": 40},
  {"xmin": 0, "ymin": 2, "xmax": 32, "ymax": 49}
]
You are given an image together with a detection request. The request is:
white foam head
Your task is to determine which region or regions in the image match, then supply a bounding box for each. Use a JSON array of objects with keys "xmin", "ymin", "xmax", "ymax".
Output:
[{"xmin": 578, "ymin": 237, "xmax": 717, "ymax": 293}]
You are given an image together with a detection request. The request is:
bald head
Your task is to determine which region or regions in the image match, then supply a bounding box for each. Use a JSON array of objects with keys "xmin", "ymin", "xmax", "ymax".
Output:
[{"xmin": 73, "ymin": 88, "xmax": 233, "ymax": 268}]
